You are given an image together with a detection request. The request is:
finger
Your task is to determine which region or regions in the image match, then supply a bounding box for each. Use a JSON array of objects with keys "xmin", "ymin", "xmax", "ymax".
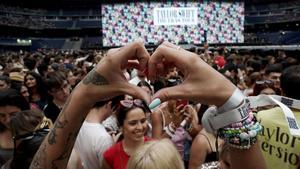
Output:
[
  {"xmin": 108, "ymin": 47, "xmax": 121, "ymax": 54},
  {"xmin": 183, "ymin": 112, "xmax": 190, "ymax": 116},
  {"xmin": 118, "ymin": 82, "xmax": 151, "ymax": 104},
  {"xmin": 116, "ymin": 132, "xmax": 122, "ymax": 137},
  {"xmin": 151, "ymin": 83, "xmax": 190, "ymax": 106},
  {"xmin": 160, "ymin": 41, "xmax": 182, "ymax": 49},
  {"xmin": 149, "ymin": 42, "xmax": 194, "ymax": 80},
  {"xmin": 156, "ymin": 63, "xmax": 165, "ymax": 77},
  {"xmin": 125, "ymin": 60, "xmax": 141, "ymax": 70},
  {"xmin": 115, "ymin": 40, "xmax": 150, "ymax": 70},
  {"xmin": 176, "ymin": 105, "xmax": 185, "ymax": 116},
  {"xmin": 108, "ymin": 131, "xmax": 116, "ymax": 135}
]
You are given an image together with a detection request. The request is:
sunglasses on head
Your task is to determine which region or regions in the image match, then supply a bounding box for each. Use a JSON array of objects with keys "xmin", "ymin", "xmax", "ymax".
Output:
[
  {"xmin": 119, "ymin": 99, "xmax": 151, "ymax": 113},
  {"xmin": 255, "ymin": 80, "xmax": 274, "ymax": 86}
]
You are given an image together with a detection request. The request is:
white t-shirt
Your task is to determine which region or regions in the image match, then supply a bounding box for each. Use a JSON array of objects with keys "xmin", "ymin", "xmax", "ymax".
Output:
[
  {"xmin": 129, "ymin": 76, "xmax": 144, "ymax": 85},
  {"xmin": 74, "ymin": 122, "xmax": 113, "ymax": 169}
]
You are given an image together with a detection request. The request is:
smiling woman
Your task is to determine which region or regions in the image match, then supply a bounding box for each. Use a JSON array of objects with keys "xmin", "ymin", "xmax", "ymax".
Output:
[
  {"xmin": 102, "ymin": 98, "xmax": 152, "ymax": 169},
  {"xmin": 24, "ymin": 71, "xmax": 49, "ymax": 110}
]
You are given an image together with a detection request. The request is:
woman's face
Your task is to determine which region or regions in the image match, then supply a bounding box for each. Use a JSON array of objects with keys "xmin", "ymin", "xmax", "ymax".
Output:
[
  {"xmin": 260, "ymin": 87, "xmax": 276, "ymax": 95},
  {"xmin": 0, "ymin": 80, "xmax": 9, "ymax": 91},
  {"xmin": 122, "ymin": 107, "xmax": 147, "ymax": 142},
  {"xmin": 0, "ymin": 105, "xmax": 21, "ymax": 129},
  {"xmin": 20, "ymin": 85, "xmax": 30, "ymax": 101},
  {"xmin": 67, "ymin": 71, "xmax": 77, "ymax": 86},
  {"xmin": 47, "ymin": 65, "xmax": 55, "ymax": 73},
  {"xmin": 25, "ymin": 74, "xmax": 37, "ymax": 88}
]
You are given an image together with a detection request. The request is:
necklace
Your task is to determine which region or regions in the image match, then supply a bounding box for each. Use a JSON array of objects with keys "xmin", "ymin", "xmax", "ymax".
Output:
[
  {"xmin": 162, "ymin": 106, "xmax": 174, "ymax": 120},
  {"xmin": 123, "ymin": 144, "xmax": 131, "ymax": 155}
]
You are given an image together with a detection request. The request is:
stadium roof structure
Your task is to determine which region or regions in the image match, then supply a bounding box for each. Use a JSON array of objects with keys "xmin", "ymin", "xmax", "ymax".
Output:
[{"xmin": 1, "ymin": 0, "xmax": 296, "ymax": 9}]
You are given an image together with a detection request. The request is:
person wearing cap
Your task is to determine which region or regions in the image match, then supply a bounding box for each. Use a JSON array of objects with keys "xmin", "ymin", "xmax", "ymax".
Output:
[
  {"xmin": 9, "ymin": 70, "xmax": 24, "ymax": 92},
  {"xmin": 9, "ymin": 72, "xmax": 24, "ymax": 82},
  {"xmin": 214, "ymin": 55, "xmax": 226, "ymax": 69}
]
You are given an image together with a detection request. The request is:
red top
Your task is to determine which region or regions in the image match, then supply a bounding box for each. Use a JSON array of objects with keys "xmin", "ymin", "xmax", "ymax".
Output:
[{"xmin": 103, "ymin": 137, "xmax": 152, "ymax": 169}]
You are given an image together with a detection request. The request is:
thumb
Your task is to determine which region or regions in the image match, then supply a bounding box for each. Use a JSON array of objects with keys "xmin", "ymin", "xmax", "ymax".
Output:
[
  {"xmin": 119, "ymin": 83, "xmax": 151, "ymax": 103},
  {"xmin": 149, "ymin": 84, "xmax": 189, "ymax": 109}
]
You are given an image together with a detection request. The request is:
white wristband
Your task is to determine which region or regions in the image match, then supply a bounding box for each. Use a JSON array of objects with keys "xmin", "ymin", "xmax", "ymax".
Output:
[
  {"xmin": 217, "ymin": 88, "xmax": 245, "ymax": 113},
  {"xmin": 202, "ymin": 88, "xmax": 248, "ymax": 134},
  {"xmin": 202, "ymin": 99, "xmax": 250, "ymax": 134}
]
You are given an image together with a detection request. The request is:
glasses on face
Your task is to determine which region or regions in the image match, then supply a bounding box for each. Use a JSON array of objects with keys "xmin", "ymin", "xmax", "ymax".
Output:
[
  {"xmin": 119, "ymin": 99, "xmax": 151, "ymax": 113},
  {"xmin": 253, "ymin": 80, "xmax": 276, "ymax": 96}
]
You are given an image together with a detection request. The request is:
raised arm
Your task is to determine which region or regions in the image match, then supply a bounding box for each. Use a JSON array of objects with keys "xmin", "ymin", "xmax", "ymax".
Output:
[
  {"xmin": 30, "ymin": 40, "xmax": 150, "ymax": 169},
  {"xmin": 148, "ymin": 42, "xmax": 267, "ymax": 169}
]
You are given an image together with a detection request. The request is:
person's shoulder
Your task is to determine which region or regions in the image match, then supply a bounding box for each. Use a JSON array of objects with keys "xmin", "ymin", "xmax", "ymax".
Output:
[
  {"xmin": 103, "ymin": 141, "xmax": 121, "ymax": 165},
  {"xmin": 104, "ymin": 141, "xmax": 121, "ymax": 154},
  {"xmin": 194, "ymin": 132, "xmax": 210, "ymax": 146}
]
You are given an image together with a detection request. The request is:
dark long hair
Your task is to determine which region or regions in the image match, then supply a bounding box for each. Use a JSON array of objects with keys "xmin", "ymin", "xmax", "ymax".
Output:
[
  {"xmin": 24, "ymin": 71, "xmax": 49, "ymax": 108},
  {"xmin": 0, "ymin": 89, "xmax": 30, "ymax": 132},
  {"xmin": 116, "ymin": 101, "xmax": 147, "ymax": 127},
  {"xmin": 10, "ymin": 109, "xmax": 47, "ymax": 169},
  {"xmin": 137, "ymin": 80, "xmax": 152, "ymax": 92}
]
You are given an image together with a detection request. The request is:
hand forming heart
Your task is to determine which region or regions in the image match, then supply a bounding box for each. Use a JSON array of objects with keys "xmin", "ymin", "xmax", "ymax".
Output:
[{"xmin": 90, "ymin": 40, "xmax": 236, "ymax": 108}]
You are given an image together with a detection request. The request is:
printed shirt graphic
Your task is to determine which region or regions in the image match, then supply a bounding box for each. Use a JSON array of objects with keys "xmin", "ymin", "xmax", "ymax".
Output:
[{"xmin": 257, "ymin": 107, "xmax": 300, "ymax": 169}]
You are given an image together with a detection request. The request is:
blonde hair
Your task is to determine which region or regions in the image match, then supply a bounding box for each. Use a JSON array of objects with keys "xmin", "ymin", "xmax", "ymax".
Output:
[{"xmin": 127, "ymin": 139, "xmax": 184, "ymax": 169}]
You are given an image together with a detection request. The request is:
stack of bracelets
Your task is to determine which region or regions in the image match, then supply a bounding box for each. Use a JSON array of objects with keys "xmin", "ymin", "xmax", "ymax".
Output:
[
  {"xmin": 202, "ymin": 88, "xmax": 263, "ymax": 149},
  {"xmin": 218, "ymin": 110, "xmax": 262, "ymax": 149}
]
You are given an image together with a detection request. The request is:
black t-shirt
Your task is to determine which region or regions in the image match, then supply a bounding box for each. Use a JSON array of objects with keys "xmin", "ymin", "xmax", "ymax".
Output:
[{"xmin": 10, "ymin": 129, "xmax": 49, "ymax": 169}]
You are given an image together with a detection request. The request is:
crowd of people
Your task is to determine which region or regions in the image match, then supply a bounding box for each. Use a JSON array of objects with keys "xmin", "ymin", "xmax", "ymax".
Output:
[
  {"xmin": 0, "ymin": 41, "xmax": 299, "ymax": 169},
  {"xmin": 0, "ymin": 15, "xmax": 55, "ymax": 29}
]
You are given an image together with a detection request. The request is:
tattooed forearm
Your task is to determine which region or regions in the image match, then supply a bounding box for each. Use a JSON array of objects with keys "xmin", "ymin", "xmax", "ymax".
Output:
[
  {"xmin": 30, "ymin": 144, "xmax": 47, "ymax": 169},
  {"xmin": 82, "ymin": 69, "xmax": 109, "ymax": 85},
  {"xmin": 51, "ymin": 132, "xmax": 75, "ymax": 169},
  {"xmin": 48, "ymin": 118, "xmax": 68, "ymax": 145},
  {"xmin": 48, "ymin": 96, "xmax": 71, "ymax": 145}
]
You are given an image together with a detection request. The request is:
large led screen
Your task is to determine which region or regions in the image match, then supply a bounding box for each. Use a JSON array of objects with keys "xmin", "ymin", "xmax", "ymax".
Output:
[{"xmin": 102, "ymin": 1, "xmax": 244, "ymax": 46}]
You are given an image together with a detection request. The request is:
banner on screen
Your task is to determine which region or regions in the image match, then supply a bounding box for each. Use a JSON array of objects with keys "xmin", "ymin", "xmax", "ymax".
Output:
[{"xmin": 153, "ymin": 7, "xmax": 198, "ymax": 25}]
